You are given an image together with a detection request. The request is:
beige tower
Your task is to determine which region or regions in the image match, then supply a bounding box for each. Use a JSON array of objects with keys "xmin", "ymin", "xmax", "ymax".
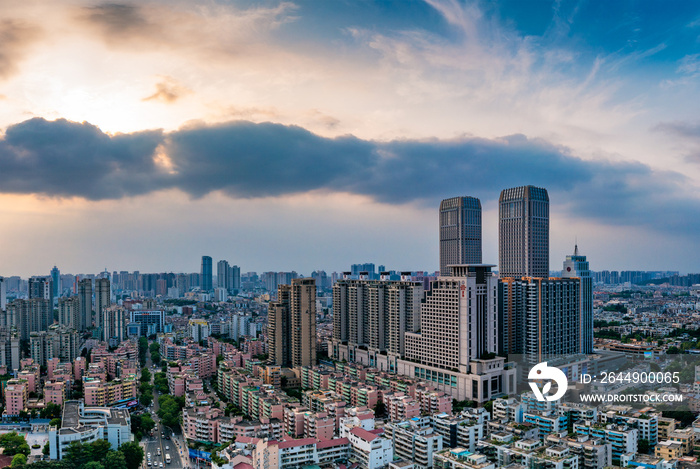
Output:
[{"xmin": 268, "ymin": 278, "xmax": 316, "ymax": 368}]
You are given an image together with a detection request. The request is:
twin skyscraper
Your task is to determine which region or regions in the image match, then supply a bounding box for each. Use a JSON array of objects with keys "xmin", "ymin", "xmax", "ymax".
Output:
[{"xmin": 439, "ymin": 185, "xmax": 550, "ymax": 279}]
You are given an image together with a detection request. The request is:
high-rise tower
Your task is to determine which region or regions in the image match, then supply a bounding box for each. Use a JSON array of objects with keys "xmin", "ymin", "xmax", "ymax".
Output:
[
  {"xmin": 29, "ymin": 276, "xmax": 53, "ymax": 307},
  {"xmin": 439, "ymin": 197, "xmax": 482, "ymax": 276},
  {"xmin": 201, "ymin": 256, "xmax": 213, "ymax": 292},
  {"xmin": 217, "ymin": 260, "xmax": 230, "ymax": 291},
  {"xmin": 78, "ymin": 278, "xmax": 92, "ymax": 331},
  {"xmin": 0, "ymin": 277, "xmax": 6, "ymax": 310},
  {"xmin": 562, "ymin": 244, "xmax": 593, "ymax": 354},
  {"xmin": 499, "ymin": 186, "xmax": 549, "ymax": 278},
  {"xmin": 268, "ymin": 278, "xmax": 317, "ymax": 368},
  {"xmin": 50, "ymin": 266, "xmax": 60, "ymax": 298},
  {"xmin": 94, "ymin": 278, "xmax": 111, "ymax": 329}
]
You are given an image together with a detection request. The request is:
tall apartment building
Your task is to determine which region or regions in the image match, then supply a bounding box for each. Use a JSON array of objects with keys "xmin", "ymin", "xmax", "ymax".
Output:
[
  {"xmin": 439, "ymin": 196, "xmax": 482, "ymax": 276},
  {"xmin": 58, "ymin": 297, "xmax": 79, "ymax": 330},
  {"xmin": 0, "ymin": 277, "xmax": 6, "ymax": 310},
  {"xmin": 217, "ymin": 260, "xmax": 230, "ymax": 291},
  {"xmin": 29, "ymin": 276, "xmax": 54, "ymax": 306},
  {"xmin": 30, "ymin": 326, "xmax": 81, "ymax": 366},
  {"xmin": 94, "ymin": 278, "xmax": 111, "ymax": 329},
  {"xmin": 268, "ymin": 278, "xmax": 317, "ymax": 368},
  {"xmin": 102, "ymin": 306, "xmax": 126, "ymax": 346},
  {"xmin": 331, "ymin": 275, "xmax": 422, "ymax": 371},
  {"xmin": 500, "ymin": 277, "xmax": 581, "ymax": 363},
  {"xmin": 0, "ymin": 329, "xmax": 20, "ymax": 371},
  {"xmin": 499, "ymin": 185, "xmax": 549, "ymax": 278},
  {"xmin": 78, "ymin": 278, "xmax": 93, "ymax": 331},
  {"xmin": 562, "ymin": 245, "xmax": 593, "ymax": 354},
  {"xmin": 201, "ymin": 256, "xmax": 213, "ymax": 292},
  {"xmin": 7, "ymin": 299, "xmax": 52, "ymax": 340},
  {"xmin": 51, "ymin": 266, "xmax": 61, "ymax": 298},
  {"xmin": 216, "ymin": 260, "xmax": 241, "ymax": 294},
  {"xmin": 231, "ymin": 265, "xmax": 241, "ymax": 293}
]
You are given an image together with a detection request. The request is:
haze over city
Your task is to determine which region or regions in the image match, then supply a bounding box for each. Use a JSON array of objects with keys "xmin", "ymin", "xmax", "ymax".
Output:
[{"xmin": 1, "ymin": 0, "xmax": 700, "ymax": 276}]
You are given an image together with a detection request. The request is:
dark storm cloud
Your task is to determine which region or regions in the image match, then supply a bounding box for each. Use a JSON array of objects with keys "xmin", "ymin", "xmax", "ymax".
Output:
[
  {"xmin": 0, "ymin": 117, "xmax": 698, "ymax": 235},
  {"xmin": 0, "ymin": 19, "xmax": 41, "ymax": 79},
  {"xmin": 0, "ymin": 118, "xmax": 164, "ymax": 199}
]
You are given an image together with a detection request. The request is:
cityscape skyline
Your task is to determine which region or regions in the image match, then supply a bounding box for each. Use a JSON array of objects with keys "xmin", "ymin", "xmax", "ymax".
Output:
[{"xmin": 1, "ymin": 1, "xmax": 700, "ymax": 276}]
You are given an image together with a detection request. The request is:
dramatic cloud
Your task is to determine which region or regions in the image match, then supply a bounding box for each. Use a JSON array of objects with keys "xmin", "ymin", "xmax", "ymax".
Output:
[
  {"xmin": 0, "ymin": 19, "xmax": 41, "ymax": 79},
  {"xmin": 0, "ymin": 118, "xmax": 164, "ymax": 199},
  {"xmin": 0, "ymin": 117, "xmax": 698, "ymax": 237}
]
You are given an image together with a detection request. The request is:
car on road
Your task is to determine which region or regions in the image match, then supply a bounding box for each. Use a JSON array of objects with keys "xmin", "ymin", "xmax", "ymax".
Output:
[
  {"xmin": 147, "ymin": 453, "xmax": 151, "ymax": 458},
  {"xmin": 159, "ymin": 463, "xmax": 163, "ymax": 468},
  {"xmin": 165, "ymin": 446, "xmax": 169, "ymax": 450}
]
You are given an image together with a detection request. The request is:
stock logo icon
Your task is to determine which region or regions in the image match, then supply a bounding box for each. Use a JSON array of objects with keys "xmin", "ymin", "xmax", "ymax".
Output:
[{"xmin": 528, "ymin": 362, "xmax": 568, "ymax": 402}]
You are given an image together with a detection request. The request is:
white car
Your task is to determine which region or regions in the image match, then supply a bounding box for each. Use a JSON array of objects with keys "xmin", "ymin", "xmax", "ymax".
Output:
[
  {"xmin": 147, "ymin": 453, "xmax": 151, "ymax": 458},
  {"xmin": 160, "ymin": 463, "xmax": 163, "ymax": 468},
  {"xmin": 165, "ymin": 446, "xmax": 169, "ymax": 450}
]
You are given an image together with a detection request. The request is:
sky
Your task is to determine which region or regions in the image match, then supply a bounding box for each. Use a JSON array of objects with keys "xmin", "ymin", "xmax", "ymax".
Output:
[{"xmin": 1, "ymin": 0, "xmax": 700, "ymax": 277}]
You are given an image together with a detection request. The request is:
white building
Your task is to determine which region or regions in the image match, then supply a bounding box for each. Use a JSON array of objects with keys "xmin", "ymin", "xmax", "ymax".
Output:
[
  {"xmin": 48, "ymin": 400, "xmax": 132, "ymax": 459},
  {"xmin": 347, "ymin": 427, "xmax": 394, "ymax": 469}
]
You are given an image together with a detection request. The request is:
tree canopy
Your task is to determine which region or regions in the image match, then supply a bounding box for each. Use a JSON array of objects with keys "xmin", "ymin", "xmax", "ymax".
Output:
[{"xmin": 0, "ymin": 432, "xmax": 30, "ymax": 456}]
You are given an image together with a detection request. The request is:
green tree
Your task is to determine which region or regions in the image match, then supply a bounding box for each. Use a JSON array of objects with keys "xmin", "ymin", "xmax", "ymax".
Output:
[
  {"xmin": 140, "ymin": 391, "xmax": 153, "ymax": 407},
  {"xmin": 64, "ymin": 442, "xmax": 93, "ymax": 467},
  {"xmin": 91, "ymin": 440, "xmax": 112, "ymax": 461},
  {"xmin": 11, "ymin": 453, "xmax": 27, "ymax": 468},
  {"xmin": 40, "ymin": 402, "xmax": 62, "ymax": 419},
  {"xmin": 119, "ymin": 441, "xmax": 144, "ymax": 469},
  {"xmin": 638, "ymin": 439, "xmax": 650, "ymax": 454},
  {"xmin": 104, "ymin": 450, "xmax": 128, "ymax": 469},
  {"xmin": 373, "ymin": 400, "xmax": 386, "ymax": 418},
  {"xmin": 83, "ymin": 462, "xmax": 104, "ymax": 469},
  {"xmin": 50, "ymin": 418, "xmax": 61, "ymax": 427},
  {"xmin": 43, "ymin": 442, "xmax": 50, "ymax": 456},
  {"xmin": 0, "ymin": 432, "xmax": 31, "ymax": 456}
]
